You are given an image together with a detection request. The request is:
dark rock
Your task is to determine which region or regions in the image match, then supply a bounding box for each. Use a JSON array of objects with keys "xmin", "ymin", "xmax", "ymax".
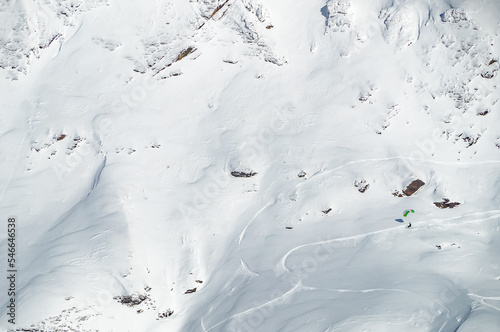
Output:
[
  {"xmin": 195, "ymin": 280, "xmax": 203, "ymax": 284},
  {"xmin": 184, "ymin": 288, "xmax": 197, "ymax": 294},
  {"xmin": 231, "ymin": 171, "xmax": 257, "ymax": 178},
  {"xmin": 434, "ymin": 198, "xmax": 460, "ymax": 209},
  {"xmin": 121, "ymin": 296, "xmax": 132, "ymax": 304},
  {"xmin": 285, "ymin": 226, "xmax": 293, "ymax": 229},
  {"xmin": 403, "ymin": 179, "xmax": 425, "ymax": 196},
  {"xmin": 297, "ymin": 171, "xmax": 307, "ymax": 178},
  {"xmin": 322, "ymin": 208, "xmax": 332, "ymax": 214},
  {"xmin": 476, "ymin": 109, "xmax": 490, "ymax": 116}
]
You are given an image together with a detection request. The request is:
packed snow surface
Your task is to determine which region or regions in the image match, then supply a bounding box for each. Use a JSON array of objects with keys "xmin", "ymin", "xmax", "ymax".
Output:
[{"xmin": 1, "ymin": 0, "xmax": 500, "ymax": 331}]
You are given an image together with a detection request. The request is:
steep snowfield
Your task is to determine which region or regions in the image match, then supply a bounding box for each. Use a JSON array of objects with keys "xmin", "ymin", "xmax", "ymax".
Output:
[{"xmin": 1, "ymin": 0, "xmax": 500, "ymax": 331}]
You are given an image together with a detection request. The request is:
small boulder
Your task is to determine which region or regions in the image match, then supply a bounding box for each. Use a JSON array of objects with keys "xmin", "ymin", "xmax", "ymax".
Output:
[
  {"xmin": 434, "ymin": 198, "xmax": 460, "ymax": 209},
  {"xmin": 476, "ymin": 109, "xmax": 490, "ymax": 116},
  {"xmin": 158, "ymin": 309, "xmax": 174, "ymax": 318},
  {"xmin": 184, "ymin": 288, "xmax": 197, "ymax": 294},
  {"xmin": 481, "ymin": 70, "xmax": 496, "ymax": 79},
  {"xmin": 231, "ymin": 171, "xmax": 257, "ymax": 178}
]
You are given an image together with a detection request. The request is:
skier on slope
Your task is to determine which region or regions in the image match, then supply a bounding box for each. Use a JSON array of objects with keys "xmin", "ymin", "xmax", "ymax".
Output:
[{"xmin": 403, "ymin": 209, "xmax": 414, "ymax": 229}]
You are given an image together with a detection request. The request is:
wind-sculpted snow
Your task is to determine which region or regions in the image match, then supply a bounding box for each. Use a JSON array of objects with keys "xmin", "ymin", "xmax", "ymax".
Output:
[{"xmin": 1, "ymin": 0, "xmax": 500, "ymax": 331}]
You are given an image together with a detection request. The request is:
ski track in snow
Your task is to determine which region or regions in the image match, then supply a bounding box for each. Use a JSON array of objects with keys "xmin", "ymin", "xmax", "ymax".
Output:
[
  {"xmin": 273, "ymin": 211, "xmax": 499, "ymax": 331},
  {"xmin": 468, "ymin": 294, "xmax": 500, "ymax": 312},
  {"xmin": 279, "ymin": 210, "xmax": 500, "ymax": 276},
  {"xmin": 238, "ymin": 198, "xmax": 276, "ymax": 245},
  {"xmin": 203, "ymin": 281, "xmax": 303, "ymax": 332},
  {"xmin": 306, "ymin": 156, "xmax": 500, "ymax": 183},
  {"xmin": 208, "ymin": 210, "xmax": 499, "ymax": 332}
]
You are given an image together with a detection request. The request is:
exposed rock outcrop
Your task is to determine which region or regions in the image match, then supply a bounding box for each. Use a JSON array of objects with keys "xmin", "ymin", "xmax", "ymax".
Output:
[{"xmin": 403, "ymin": 179, "xmax": 425, "ymax": 196}]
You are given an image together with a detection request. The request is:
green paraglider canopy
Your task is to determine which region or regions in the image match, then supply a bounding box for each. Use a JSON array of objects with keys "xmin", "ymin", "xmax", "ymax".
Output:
[{"xmin": 403, "ymin": 209, "xmax": 414, "ymax": 217}]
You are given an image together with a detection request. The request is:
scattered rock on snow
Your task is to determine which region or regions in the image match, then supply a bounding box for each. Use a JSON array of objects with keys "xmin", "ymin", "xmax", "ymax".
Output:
[
  {"xmin": 354, "ymin": 179, "xmax": 369, "ymax": 193},
  {"xmin": 458, "ymin": 133, "xmax": 481, "ymax": 147},
  {"xmin": 403, "ymin": 179, "xmax": 425, "ymax": 196},
  {"xmin": 392, "ymin": 190, "xmax": 404, "ymax": 197},
  {"xmin": 440, "ymin": 8, "xmax": 468, "ymax": 24},
  {"xmin": 114, "ymin": 294, "xmax": 148, "ymax": 306},
  {"xmin": 434, "ymin": 198, "xmax": 460, "ymax": 209},
  {"xmin": 379, "ymin": 5, "xmax": 420, "ymax": 47},
  {"xmin": 158, "ymin": 309, "xmax": 174, "ymax": 318},
  {"xmin": 323, "ymin": 0, "xmax": 353, "ymax": 31}
]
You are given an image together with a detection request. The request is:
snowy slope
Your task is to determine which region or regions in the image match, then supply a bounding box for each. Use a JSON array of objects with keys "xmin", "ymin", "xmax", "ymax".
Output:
[{"xmin": 1, "ymin": 0, "xmax": 500, "ymax": 331}]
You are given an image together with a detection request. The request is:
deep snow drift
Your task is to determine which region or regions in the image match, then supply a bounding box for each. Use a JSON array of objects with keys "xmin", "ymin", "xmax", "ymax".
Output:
[{"xmin": 1, "ymin": 0, "xmax": 500, "ymax": 331}]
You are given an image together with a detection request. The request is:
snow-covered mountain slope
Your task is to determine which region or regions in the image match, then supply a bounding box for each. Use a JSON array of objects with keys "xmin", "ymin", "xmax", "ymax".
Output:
[{"xmin": 1, "ymin": 0, "xmax": 500, "ymax": 331}]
